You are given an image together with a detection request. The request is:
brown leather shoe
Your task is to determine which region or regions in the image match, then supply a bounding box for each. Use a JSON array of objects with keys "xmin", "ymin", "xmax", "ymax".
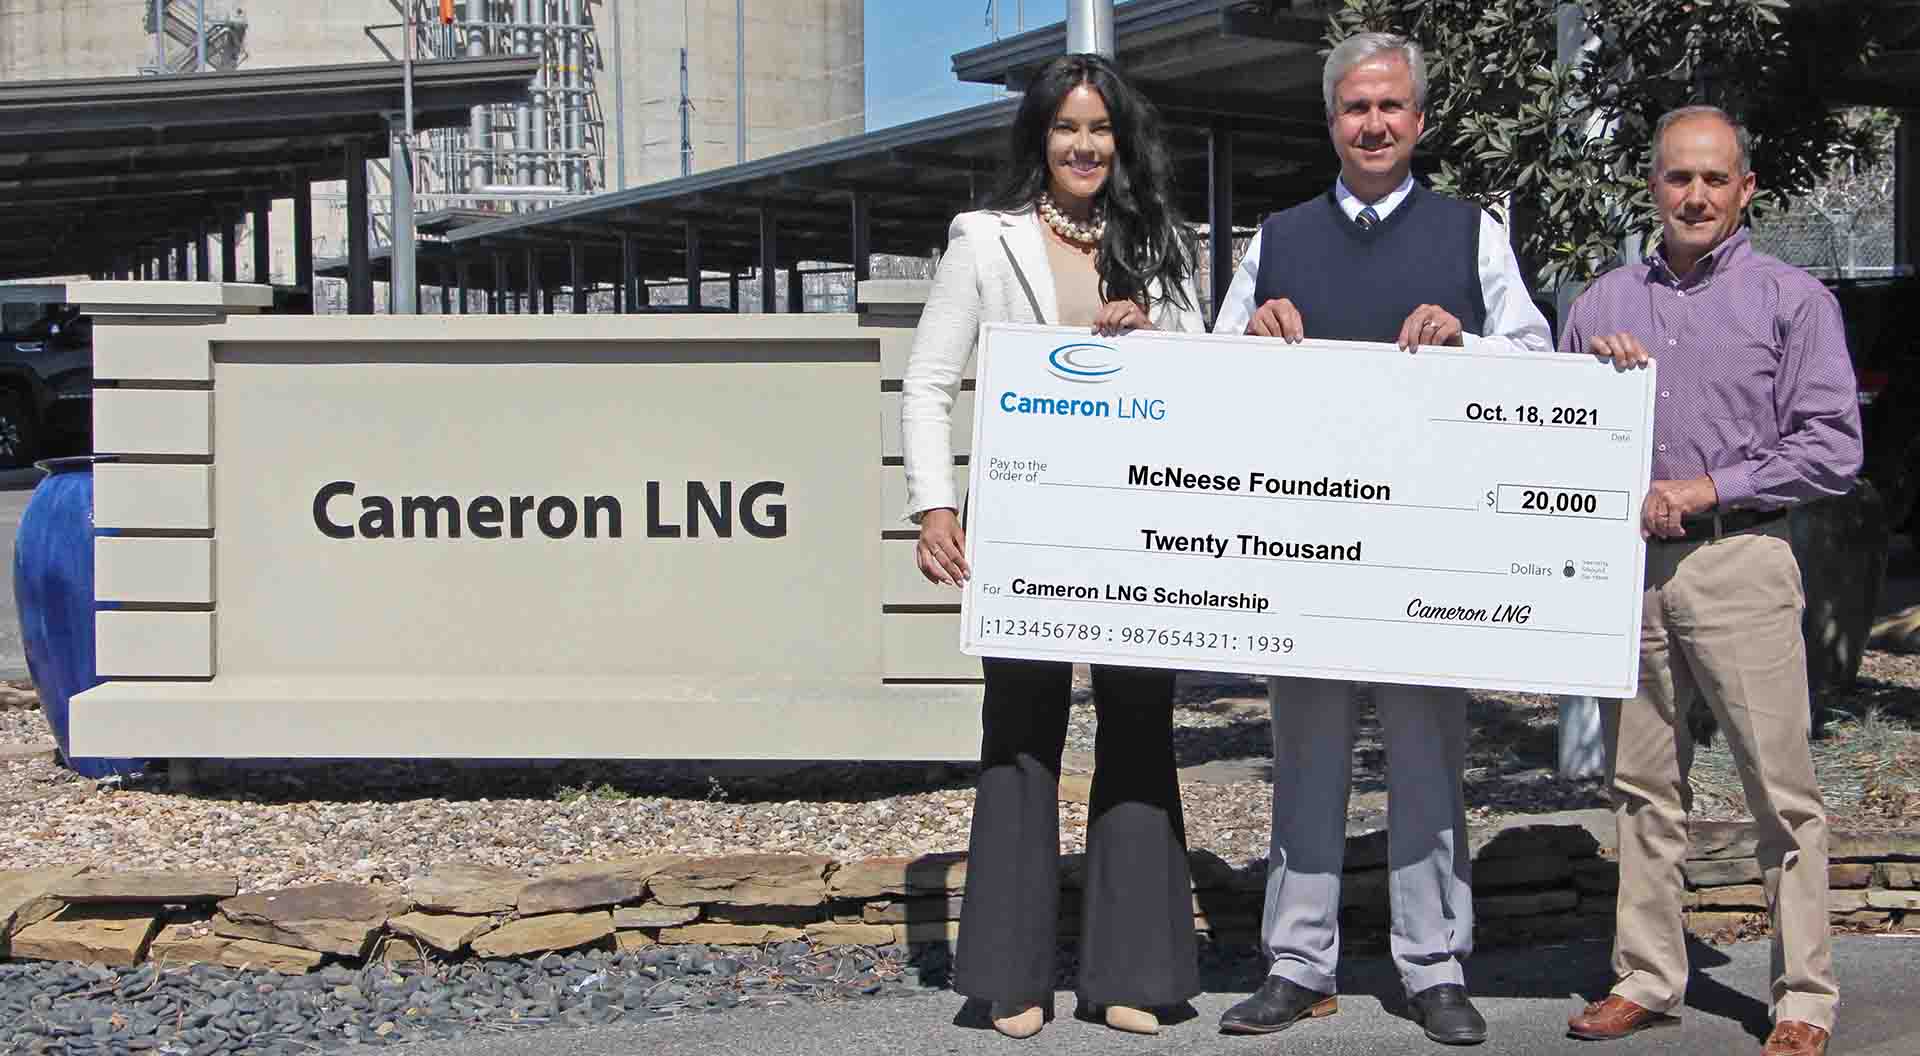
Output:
[
  {"xmin": 1567, "ymin": 995, "xmax": 1680, "ymax": 1040},
  {"xmin": 1762, "ymin": 1021, "xmax": 1829, "ymax": 1056}
]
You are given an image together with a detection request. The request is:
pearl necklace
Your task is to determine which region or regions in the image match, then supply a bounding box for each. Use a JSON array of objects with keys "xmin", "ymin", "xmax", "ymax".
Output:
[{"xmin": 1038, "ymin": 193, "xmax": 1105, "ymax": 246}]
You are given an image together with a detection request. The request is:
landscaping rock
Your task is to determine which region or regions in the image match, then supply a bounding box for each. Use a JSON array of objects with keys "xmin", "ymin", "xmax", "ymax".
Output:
[
  {"xmin": 656, "ymin": 922, "xmax": 805, "ymax": 945},
  {"xmin": 1687, "ymin": 821, "xmax": 1759, "ymax": 860},
  {"xmin": 1831, "ymin": 910, "xmax": 1892, "ymax": 928},
  {"xmin": 1574, "ymin": 859, "xmax": 1619, "ymax": 894},
  {"xmin": 408, "ymin": 864, "xmax": 529, "ymax": 915},
  {"xmin": 1058, "ymin": 774, "xmax": 1092, "ymax": 805},
  {"xmin": 1683, "ymin": 858, "xmax": 1761, "ymax": 887},
  {"xmin": 1867, "ymin": 889, "xmax": 1920, "ymax": 911},
  {"xmin": 1829, "ymin": 863, "xmax": 1875, "ymax": 888},
  {"xmin": 1880, "ymin": 862, "xmax": 1919, "ymax": 888},
  {"xmin": 215, "ymin": 882, "xmax": 411, "ymax": 958},
  {"xmin": 804, "ymin": 922, "xmax": 895, "ymax": 947},
  {"xmin": 470, "ymin": 911, "xmax": 613, "ymax": 958},
  {"xmin": 147, "ymin": 922, "xmax": 324, "ymax": 974},
  {"xmin": 1693, "ymin": 884, "xmax": 1767, "ymax": 910},
  {"xmin": 614, "ymin": 929, "xmax": 655, "ymax": 952},
  {"xmin": 516, "ymin": 855, "xmax": 681, "ymax": 915},
  {"xmin": 892, "ymin": 920, "xmax": 963, "ymax": 946},
  {"xmin": 1830, "ymin": 889, "xmax": 1871, "ymax": 912},
  {"xmin": 1472, "ymin": 822, "xmax": 1602, "ymax": 861},
  {"xmin": 1474, "ymin": 889, "xmax": 1579, "ymax": 919},
  {"xmin": 703, "ymin": 905, "xmax": 824, "ymax": 925},
  {"xmin": 386, "ymin": 911, "xmax": 496, "ymax": 954},
  {"xmin": 1832, "ymin": 832, "xmax": 1920, "ymax": 862},
  {"xmin": 53, "ymin": 869, "xmax": 239, "ymax": 904},
  {"xmin": 825, "ymin": 853, "xmax": 968, "ymax": 900},
  {"xmin": 861, "ymin": 896, "xmax": 963, "ymax": 924},
  {"xmin": 612, "ymin": 903, "xmax": 699, "ymax": 929},
  {"xmin": 380, "ymin": 936, "xmax": 426, "ymax": 963},
  {"xmin": 0, "ymin": 865, "xmax": 87, "ymax": 945},
  {"xmin": 651, "ymin": 855, "xmax": 832, "ymax": 907},
  {"xmin": 1475, "ymin": 854, "xmax": 1574, "ymax": 890},
  {"xmin": 10, "ymin": 906, "xmax": 160, "ymax": 967}
]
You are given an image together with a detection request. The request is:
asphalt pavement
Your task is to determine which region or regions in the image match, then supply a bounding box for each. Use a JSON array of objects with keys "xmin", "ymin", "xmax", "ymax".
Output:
[{"xmin": 372, "ymin": 935, "xmax": 1920, "ymax": 1056}]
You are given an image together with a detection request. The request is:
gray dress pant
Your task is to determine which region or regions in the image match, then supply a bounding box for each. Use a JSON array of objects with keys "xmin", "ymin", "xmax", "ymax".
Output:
[{"xmin": 1261, "ymin": 677, "xmax": 1474, "ymax": 995}]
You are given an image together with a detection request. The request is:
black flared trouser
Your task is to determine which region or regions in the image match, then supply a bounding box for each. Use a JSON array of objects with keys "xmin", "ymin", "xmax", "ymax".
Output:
[{"xmin": 952, "ymin": 657, "xmax": 1199, "ymax": 1008}]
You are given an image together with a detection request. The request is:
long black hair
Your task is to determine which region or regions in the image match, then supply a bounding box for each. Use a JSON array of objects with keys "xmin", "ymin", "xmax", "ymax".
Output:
[{"xmin": 985, "ymin": 53, "xmax": 1194, "ymax": 311}]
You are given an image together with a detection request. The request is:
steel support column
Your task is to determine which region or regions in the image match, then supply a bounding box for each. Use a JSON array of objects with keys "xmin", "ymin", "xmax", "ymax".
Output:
[
  {"xmin": 758, "ymin": 209, "xmax": 776, "ymax": 313},
  {"xmin": 456, "ymin": 257, "xmax": 472, "ymax": 315},
  {"xmin": 220, "ymin": 214, "xmax": 238, "ymax": 283},
  {"xmin": 622, "ymin": 234, "xmax": 638, "ymax": 313},
  {"xmin": 193, "ymin": 222, "xmax": 211, "ymax": 281},
  {"xmin": 293, "ymin": 181, "xmax": 315, "ymax": 306},
  {"xmin": 251, "ymin": 193, "xmax": 271, "ymax": 285},
  {"xmin": 729, "ymin": 271, "xmax": 741, "ymax": 313},
  {"xmin": 345, "ymin": 142, "xmax": 373, "ymax": 314},
  {"xmin": 851, "ymin": 193, "xmax": 872, "ymax": 283},
  {"xmin": 525, "ymin": 247, "xmax": 541, "ymax": 314},
  {"xmin": 1208, "ymin": 120, "xmax": 1235, "ymax": 324},
  {"xmin": 684, "ymin": 224, "xmax": 703, "ymax": 310},
  {"xmin": 787, "ymin": 261, "xmax": 802, "ymax": 314},
  {"xmin": 570, "ymin": 242, "xmax": 588, "ymax": 314},
  {"xmin": 493, "ymin": 251, "xmax": 510, "ymax": 315}
]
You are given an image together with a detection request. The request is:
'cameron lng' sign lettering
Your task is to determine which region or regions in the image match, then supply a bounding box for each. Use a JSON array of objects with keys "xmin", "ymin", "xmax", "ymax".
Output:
[{"xmin": 311, "ymin": 480, "xmax": 789, "ymax": 540}]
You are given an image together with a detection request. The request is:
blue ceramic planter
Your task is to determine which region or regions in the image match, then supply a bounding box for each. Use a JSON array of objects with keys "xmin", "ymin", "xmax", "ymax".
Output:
[{"xmin": 12, "ymin": 455, "xmax": 145, "ymax": 779}]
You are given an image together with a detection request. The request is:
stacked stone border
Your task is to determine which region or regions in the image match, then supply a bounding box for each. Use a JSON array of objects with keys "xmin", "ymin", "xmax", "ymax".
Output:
[{"xmin": 3, "ymin": 820, "xmax": 1915, "ymax": 975}]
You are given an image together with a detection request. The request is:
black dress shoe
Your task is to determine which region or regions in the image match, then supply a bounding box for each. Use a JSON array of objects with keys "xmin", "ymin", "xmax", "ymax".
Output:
[
  {"xmin": 1218, "ymin": 976, "xmax": 1337, "ymax": 1035},
  {"xmin": 1408, "ymin": 984, "xmax": 1487, "ymax": 1045}
]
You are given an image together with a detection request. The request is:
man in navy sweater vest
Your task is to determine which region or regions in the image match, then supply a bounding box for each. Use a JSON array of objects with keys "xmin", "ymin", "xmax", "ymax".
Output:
[{"xmin": 1212, "ymin": 32, "xmax": 1550, "ymax": 1047}]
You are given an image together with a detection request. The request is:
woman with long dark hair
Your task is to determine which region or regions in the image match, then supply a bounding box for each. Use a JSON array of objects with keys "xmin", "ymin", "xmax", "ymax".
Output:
[{"xmin": 899, "ymin": 53, "xmax": 1204, "ymax": 1039}]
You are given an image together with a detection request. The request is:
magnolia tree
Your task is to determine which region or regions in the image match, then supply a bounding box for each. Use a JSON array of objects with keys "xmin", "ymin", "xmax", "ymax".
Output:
[{"xmin": 1325, "ymin": 0, "xmax": 1891, "ymax": 289}]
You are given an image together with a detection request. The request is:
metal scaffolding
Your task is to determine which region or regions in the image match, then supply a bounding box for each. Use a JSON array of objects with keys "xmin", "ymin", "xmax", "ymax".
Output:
[
  {"xmin": 403, "ymin": 0, "xmax": 607, "ymax": 212},
  {"xmin": 141, "ymin": 0, "xmax": 249, "ymax": 75}
]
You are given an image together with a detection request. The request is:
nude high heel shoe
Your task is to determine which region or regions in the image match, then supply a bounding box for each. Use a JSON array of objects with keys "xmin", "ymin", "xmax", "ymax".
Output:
[
  {"xmin": 991, "ymin": 1001, "xmax": 1045, "ymax": 1039},
  {"xmin": 1104, "ymin": 1004, "xmax": 1160, "ymax": 1035}
]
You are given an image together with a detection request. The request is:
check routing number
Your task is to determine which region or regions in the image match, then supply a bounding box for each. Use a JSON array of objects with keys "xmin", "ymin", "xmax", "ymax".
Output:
[{"xmin": 957, "ymin": 323, "xmax": 1658, "ymax": 697}]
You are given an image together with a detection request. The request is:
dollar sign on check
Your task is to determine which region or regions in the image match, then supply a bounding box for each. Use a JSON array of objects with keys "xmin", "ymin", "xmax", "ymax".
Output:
[{"xmin": 1486, "ymin": 489, "xmax": 1497, "ymax": 508}]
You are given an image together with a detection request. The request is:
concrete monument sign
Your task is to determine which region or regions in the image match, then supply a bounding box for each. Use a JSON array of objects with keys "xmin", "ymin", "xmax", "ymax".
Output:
[{"xmin": 67, "ymin": 281, "xmax": 976, "ymax": 760}]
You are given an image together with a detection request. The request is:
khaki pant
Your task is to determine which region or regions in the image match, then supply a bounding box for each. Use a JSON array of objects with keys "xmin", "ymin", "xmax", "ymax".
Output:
[{"xmin": 1604, "ymin": 523, "xmax": 1837, "ymax": 1031}]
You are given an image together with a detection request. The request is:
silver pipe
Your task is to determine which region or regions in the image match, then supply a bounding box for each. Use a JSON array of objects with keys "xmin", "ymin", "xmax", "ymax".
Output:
[
  {"xmin": 1065, "ymin": 0, "xmax": 1115, "ymax": 58},
  {"xmin": 196, "ymin": 0, "xmax": 207, "ymax": 71},
  {"xmin": 735, "ymin": 0, "xmax": 746, "ymax": 164},
  {"xmin": 611, "ymin": 0, "xmax": 627, "ymax": 189},
  {"xmin": 531, "ymin": 1, "xmax": 549, "ymax": 185},
  {"xmin": 568, "ymin": 0, "xmax": 584, "ymax": 192},
  {"xmin": 475, "ymin": 184, "xmax": 572, "ymax": 195},
  {"xmin": 468, "ymin": 4, "xmax": 491, "ymax": 193},
  {"xmin": 515, "ymin": 0, "xmax": 534, "ymax": 186},
  {"xmin": 152, "ymin": 0, "xmax": 164, "ymax": 70}
]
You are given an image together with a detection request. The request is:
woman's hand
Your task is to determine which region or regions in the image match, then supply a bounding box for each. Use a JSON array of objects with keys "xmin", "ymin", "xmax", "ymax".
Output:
[
  {"xmin": 1093, "ymin": 300, "xmax": 1155, "ymax": 336},
  {"xmin": 916, "ymin": 508, "xmax": 970, "ymax": 586}
]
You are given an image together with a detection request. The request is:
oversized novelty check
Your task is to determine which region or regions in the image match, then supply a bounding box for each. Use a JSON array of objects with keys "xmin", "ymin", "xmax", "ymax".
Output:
[{"xmin": 958, "ymin": 323, "xmax": 1657, "ymax": 697}]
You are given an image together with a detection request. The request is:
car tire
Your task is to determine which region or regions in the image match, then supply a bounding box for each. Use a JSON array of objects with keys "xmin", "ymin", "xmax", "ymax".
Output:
[{"xmin": 0, "ymin": 390, "xmax": 40, "ymax": 469}]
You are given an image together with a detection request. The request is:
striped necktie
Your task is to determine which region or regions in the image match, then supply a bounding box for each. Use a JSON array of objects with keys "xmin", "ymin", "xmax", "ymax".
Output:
[{"xmin": 1356, "ymin": 205, "xmax": 1381, "ymax": 229}]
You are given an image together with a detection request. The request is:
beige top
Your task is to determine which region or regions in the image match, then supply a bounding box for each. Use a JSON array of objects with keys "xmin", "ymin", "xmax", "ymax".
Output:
[{"xmin": 1040, "ymin": 219, "xmax": 1102, "ymax": 327}]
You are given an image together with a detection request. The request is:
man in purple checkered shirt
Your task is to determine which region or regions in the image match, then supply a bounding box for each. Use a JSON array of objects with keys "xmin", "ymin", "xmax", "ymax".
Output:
[{"xmin": 1559, "ymin": 106, "xmax": 1861, "ymax": 1056}]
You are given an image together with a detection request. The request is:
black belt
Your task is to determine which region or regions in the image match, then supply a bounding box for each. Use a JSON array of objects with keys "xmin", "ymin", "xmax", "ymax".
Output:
[{"xmin": 1653, "ymin": 508, "xmax": 1786, "ymax": 544}]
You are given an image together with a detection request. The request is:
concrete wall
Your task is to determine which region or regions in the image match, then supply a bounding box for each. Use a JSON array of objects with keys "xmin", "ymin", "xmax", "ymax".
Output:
[{"xmin": 606, "ymin": 0, "xmax": 864, "ymax": 188}]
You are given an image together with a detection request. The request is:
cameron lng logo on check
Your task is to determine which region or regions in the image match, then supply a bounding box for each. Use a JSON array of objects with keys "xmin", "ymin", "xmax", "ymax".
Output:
[{"xmin": 998, "ymin": 343, "xmax": 1167, "ymax": 420}]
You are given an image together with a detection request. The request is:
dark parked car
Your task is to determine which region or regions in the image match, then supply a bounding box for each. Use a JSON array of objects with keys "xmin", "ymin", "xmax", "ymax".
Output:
[
  {"xmin": 0, "ymin": 303, "xmax": 92, "ymax": 469},
  {"xmin": 1828, "ymin": 277, "xmax": 1920, "ymax": 537}
]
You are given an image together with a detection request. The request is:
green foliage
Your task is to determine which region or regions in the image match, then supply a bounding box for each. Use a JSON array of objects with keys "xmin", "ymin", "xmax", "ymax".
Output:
[{"xmin": 1328, "ymin": 0, "xmax": 1890, "ymax": 288}]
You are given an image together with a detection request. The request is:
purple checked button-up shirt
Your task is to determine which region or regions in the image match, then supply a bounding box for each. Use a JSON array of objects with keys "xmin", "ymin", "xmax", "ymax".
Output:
[{"xmin": 1559, "ymin": 228, "xmax": 1863, "ymax": 511}]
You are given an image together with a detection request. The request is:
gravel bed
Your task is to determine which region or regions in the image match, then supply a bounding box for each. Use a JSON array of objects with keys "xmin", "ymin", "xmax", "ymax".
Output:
[
  {"xmin": 0, "ymin": 942, "xmax": 936, "ymax": 1055},
  {"xmin": 1, "ymin": 657, "xmax": 1912, "ymax": 890},
  {"xmin": 0, "ymin": 936, "xmax": 1275, "ymax": 1056}
]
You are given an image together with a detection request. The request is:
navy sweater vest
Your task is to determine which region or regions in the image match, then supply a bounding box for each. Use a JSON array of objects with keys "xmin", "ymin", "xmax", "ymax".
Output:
[{"xmin": 1251, "ymin": 183, "xmax": 1487, "ymax": 343}]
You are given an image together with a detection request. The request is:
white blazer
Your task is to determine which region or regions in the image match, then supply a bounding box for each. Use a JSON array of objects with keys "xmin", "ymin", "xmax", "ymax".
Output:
[{"xmin": 900, "ymin": 208, "xmax": 1206, "ymax": 522}]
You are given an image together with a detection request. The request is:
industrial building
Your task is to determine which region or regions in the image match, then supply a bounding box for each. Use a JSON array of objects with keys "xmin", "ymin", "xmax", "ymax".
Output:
[{"xmin": 0, "ymin": 0, "xmax": 862, "ymax": 304}]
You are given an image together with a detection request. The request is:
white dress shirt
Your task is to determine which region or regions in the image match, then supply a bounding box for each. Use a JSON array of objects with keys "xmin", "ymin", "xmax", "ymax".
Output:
[{"xmin": 1210, "ymin": 175, "xmax": 1552, "ymax": 355}]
